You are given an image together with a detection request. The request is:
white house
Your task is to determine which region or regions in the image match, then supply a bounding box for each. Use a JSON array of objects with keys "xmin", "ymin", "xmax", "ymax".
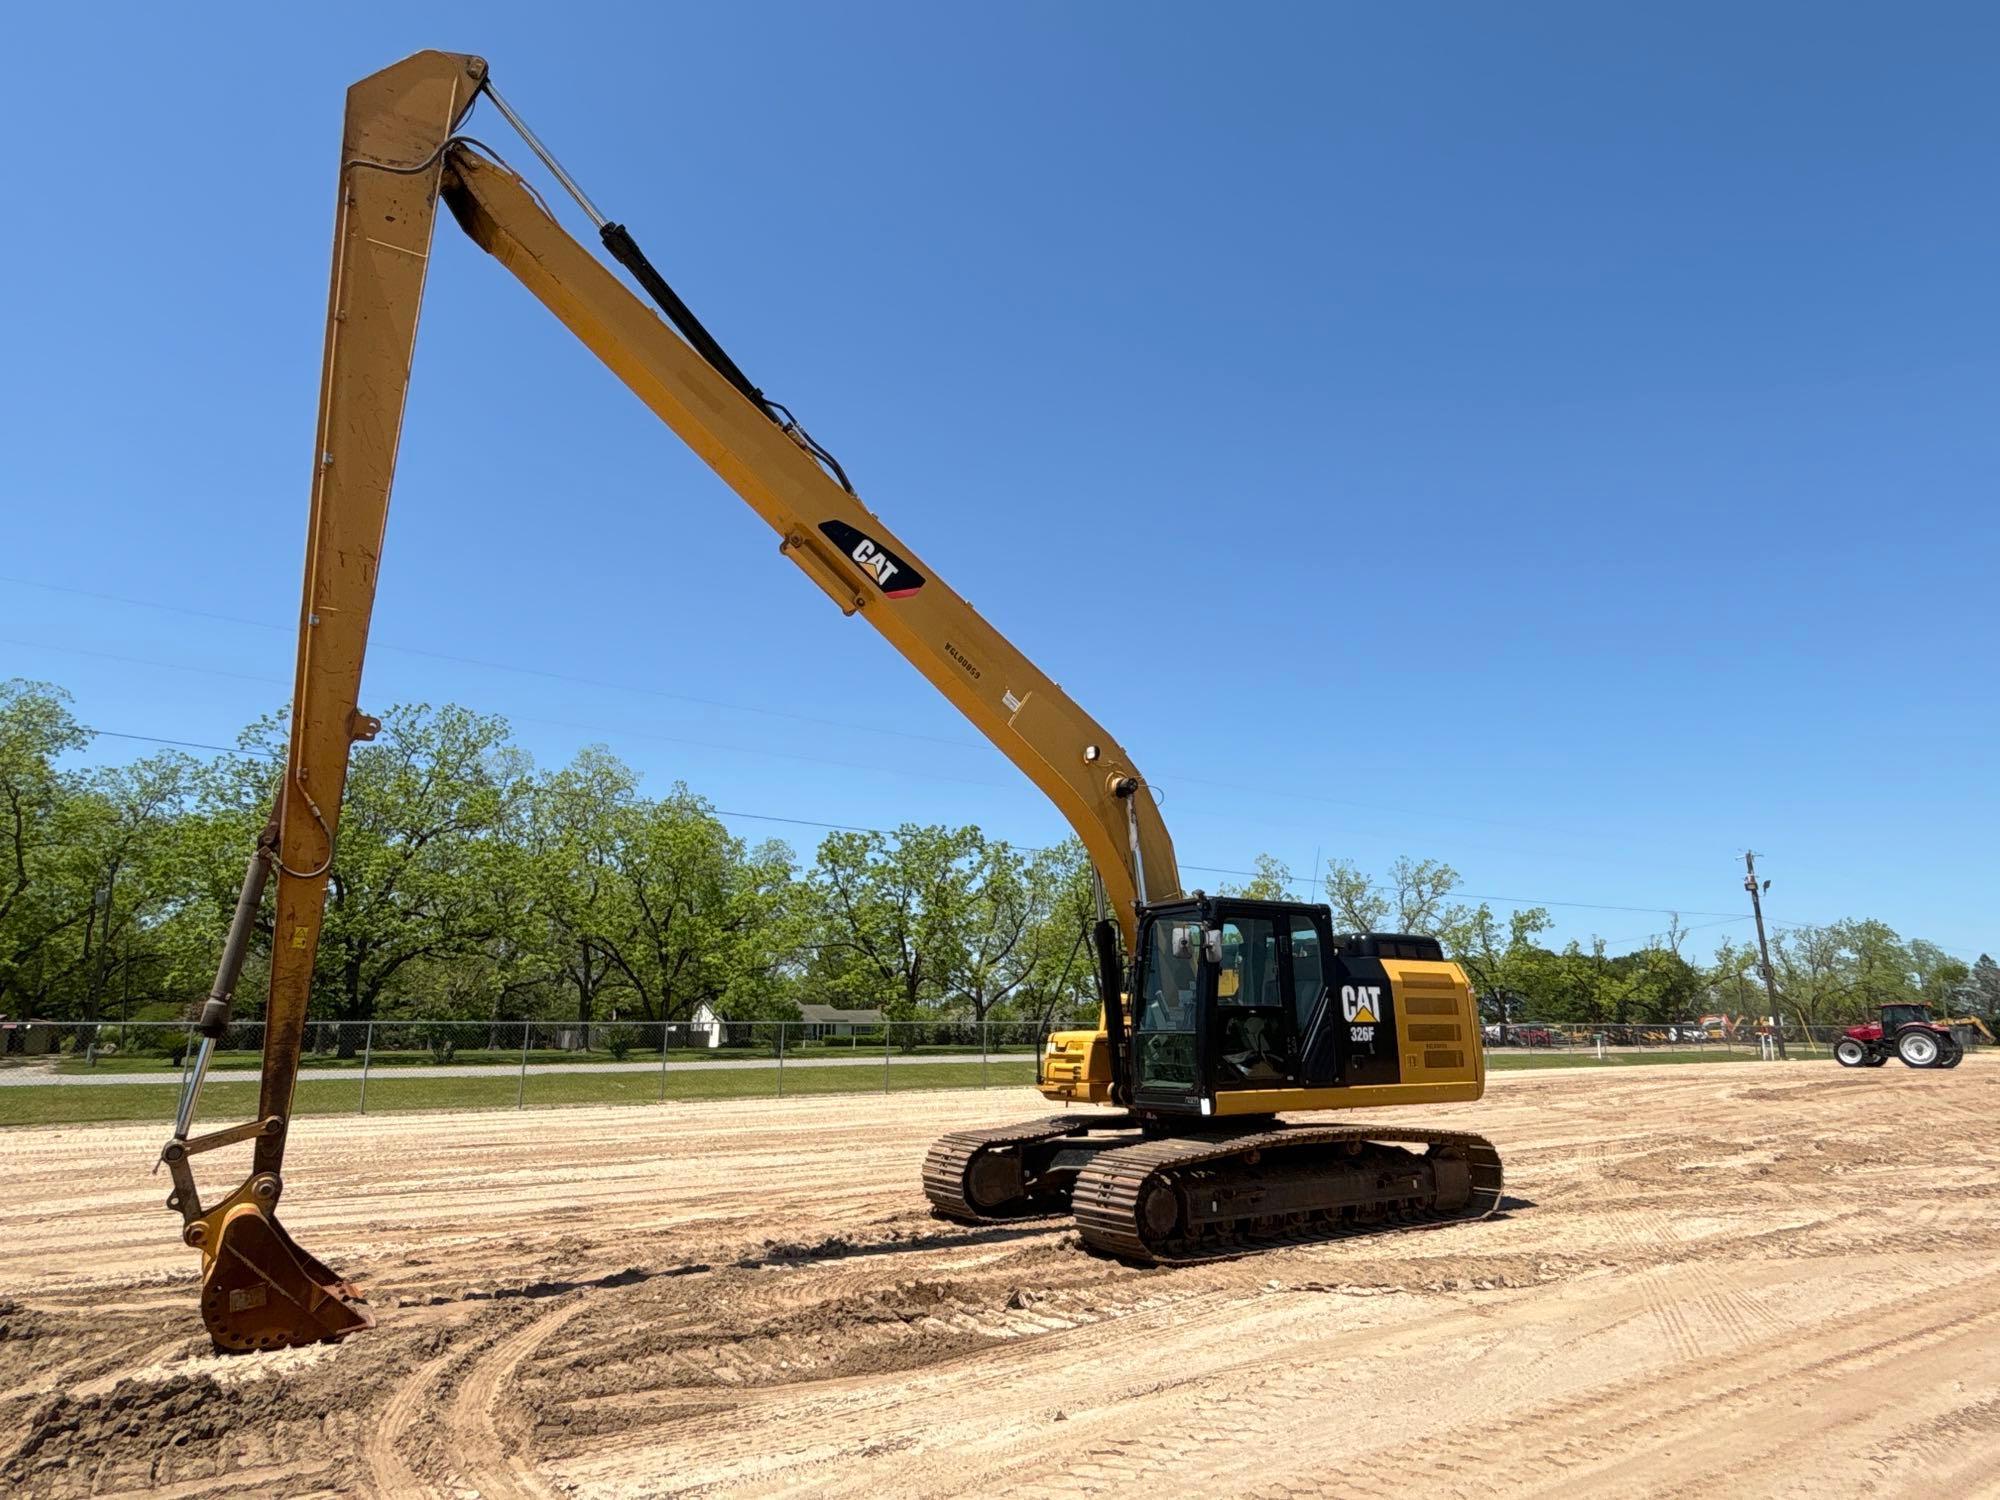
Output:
[
  {"xmin": 687, "ymin": 1002, "xmax": 723, "ymax": 1050},
  {"xmin": 797, "ymin": 1003, "xmax": 887, "ymax": 1041}
]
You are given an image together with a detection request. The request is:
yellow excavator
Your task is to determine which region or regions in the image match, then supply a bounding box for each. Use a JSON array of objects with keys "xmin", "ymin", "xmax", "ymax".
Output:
[{"xmin": 159, "ymin": 51, "xmax": 1500, "ymax": 1352}]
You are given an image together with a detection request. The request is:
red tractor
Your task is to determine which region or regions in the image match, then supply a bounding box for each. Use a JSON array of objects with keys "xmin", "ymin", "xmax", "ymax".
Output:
[{"xmin": 1834, "ymin": 1003, "xmax": 1964, "ymax": 1070}]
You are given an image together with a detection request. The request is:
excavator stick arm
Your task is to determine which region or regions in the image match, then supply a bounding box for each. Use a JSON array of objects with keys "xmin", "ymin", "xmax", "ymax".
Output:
[
  {"xmin": 163, "ymin": 48, "xmax": 1181, "ymax": 1350},
  {"xmin": 162, "ymin": 50, "xmax": 485, "ymax": 1351}
]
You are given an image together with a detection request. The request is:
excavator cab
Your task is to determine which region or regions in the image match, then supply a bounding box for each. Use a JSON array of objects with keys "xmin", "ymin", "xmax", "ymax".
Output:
[
  {"xmin": 1130, "ymin": 900, "xmax": 1298, "ymax": 1104},
  {"xmin": 1124, "ymin": 896, "xmax": 1461, "ymax": 1117}
]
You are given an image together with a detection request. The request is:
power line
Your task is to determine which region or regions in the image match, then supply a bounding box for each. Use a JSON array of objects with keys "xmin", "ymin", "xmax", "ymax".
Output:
[
  {"xmin": 10, "ymin": 635, "xmax": 1018, "ymax": 794},
  {"xmin": 0, "ymin": 575, "xmax": 982, "ymax": 751},
  {"xmin": 85, "ymin": 728, "xmax": 268, "ymax": 758},
  {"xmin": 1, "ymin": 572, "xmax": 1694, "ymax": 849},
  {"xmin": 69, "ymin": 721, "xmax": 1873, "ymax": 946}
]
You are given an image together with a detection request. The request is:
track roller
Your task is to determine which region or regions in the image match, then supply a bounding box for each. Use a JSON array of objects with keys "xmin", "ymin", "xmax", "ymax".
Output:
[{"xmin": 1071, "ymin": 1124, "xmax": 1503, "ymax": 1262}]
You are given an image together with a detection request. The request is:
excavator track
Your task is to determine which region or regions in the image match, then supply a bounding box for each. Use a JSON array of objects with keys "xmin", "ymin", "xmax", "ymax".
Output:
[
  {"xmin": 1070, "ymin": 1124, "xmax": 1502, "ymax": 1262},
  {"xmin": 923, "ymin": 1114, "xmax": 1137, "ymax": 1221}
]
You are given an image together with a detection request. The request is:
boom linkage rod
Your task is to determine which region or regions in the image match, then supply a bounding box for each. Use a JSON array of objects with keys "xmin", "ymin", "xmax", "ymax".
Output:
[{"xmin": 479, "ymin": 81, "xmax": 855, "ymax": 492}]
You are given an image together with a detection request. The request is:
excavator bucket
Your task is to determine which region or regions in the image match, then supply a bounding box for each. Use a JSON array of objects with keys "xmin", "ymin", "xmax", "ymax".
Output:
[{"xmin": 198, "ymin": 1201, "xmax": 374, "ymax": 1352}]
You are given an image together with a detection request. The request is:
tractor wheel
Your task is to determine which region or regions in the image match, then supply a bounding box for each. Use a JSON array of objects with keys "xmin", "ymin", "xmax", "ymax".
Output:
[
  {"xmin": 1834, "ymin": 1038, "xmax": 1870, "ymax": 1068},
  {"xmin": 1864, "ymin": 1053, "xmax": 1889, "ymax": 1067},
  {"xmin": 1897, "ymin": 1029, "xmax": 1941, "ymax": 1068},
  {"xmin": 1939, "ymin": 1038, "xmax": 1964, "ymax": 1069}
]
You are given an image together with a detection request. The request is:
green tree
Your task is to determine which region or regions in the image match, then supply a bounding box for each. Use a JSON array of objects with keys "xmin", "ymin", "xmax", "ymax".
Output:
[
  {"xmin": 516, "ymin": 745, "xmax": 643, "ymax": 1033},
  {"xmin": 938, "ymin": 840, "xmax": 1037, "ymax": 1025},
  {"xmin": 803, "ymin": 823, "xmax": 982, "ymax": 1020},
  {"xmin": 1005, "ymin": 839, "xmax": 1098, "ymax": 1032},
  {"xmin": 1618, "ymin": 921, "xmax": 1705, "ymax": 1024},
  {"xmin": 1222, "ymin": 853, "xmax": 1295, "ymax": 901},
  {"xmin": 46, "ymin": 754, "xmax": 201, "ymax": 1021},
  {"xmin": 1765, "ymin": 920, "xmax": 1925, "ymax": 1025},
  {"xmin": 1457, "ymin": 903, "xmax": 1552, "ymax": 1023},
  {"xmin": 0, "ymin": 681, "xmax": 92, "ymax": 1015},
  {"xmin": 1908, "ymin": 940, "xmax": 1969, "ymax": 1009},
  {"xmin": 602, "ymin": 785, "xmax": 799, "ymax": 1027},
  {"xmin": 222, "ymin": 703, "xmax": 528, "ymax": 1051},
  {"xmin": 1322, "ymin": 855, "xmax": 1473, "ymax": 939},
  {"xmin": 1956, "ymin": 954, "xmax": 2000, "ymax": 1019}
]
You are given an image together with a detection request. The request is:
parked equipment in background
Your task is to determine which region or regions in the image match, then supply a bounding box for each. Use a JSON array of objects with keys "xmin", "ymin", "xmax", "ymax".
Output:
[
  {"xmin": 1832, "ymin": 1004, "xmax": 1964, "ymax": 1070},
  {"xmin": 157, "ymin": 52, "xmax": 1500, "ymax": 1353},
  {"xmin": 1941, "ymin": 1015, "xmax": 1995, "ymax": 1046}
]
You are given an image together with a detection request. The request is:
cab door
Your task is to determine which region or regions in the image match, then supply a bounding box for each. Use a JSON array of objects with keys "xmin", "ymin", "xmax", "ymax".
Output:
[
  {"xmin": 1210, "ymin": 913, "xmax": 1297, "ymax": 1091},
  {"xmin": 1131, "ymin": 914, "xmax": 1201, "ymax": 1106},
  {"xmin": 1291, "ymin": 913, "xmax": 1344, "ymax": 1087}
]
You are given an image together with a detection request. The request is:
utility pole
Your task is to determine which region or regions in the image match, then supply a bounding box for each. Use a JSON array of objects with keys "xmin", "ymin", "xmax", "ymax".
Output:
[{"xmin": 1743, "ymin": 852, "xmax": 1786, "ymax": 1059}]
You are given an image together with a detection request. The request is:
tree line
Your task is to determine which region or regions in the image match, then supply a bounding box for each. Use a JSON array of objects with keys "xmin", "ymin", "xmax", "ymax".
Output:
[
  {"xmin": 1235, "ymin": 852, "xmax": 1997, "ymax": 1028},
  {"xmin": 5, "ymin": 679, "xmax": 1994, "ymax": 1035},
  {"xmin": 0, "ymin": 681, "xmax": 1097, "ymax": 1037}
]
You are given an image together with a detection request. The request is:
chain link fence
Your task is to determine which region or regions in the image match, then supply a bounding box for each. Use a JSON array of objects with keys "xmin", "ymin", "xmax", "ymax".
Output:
[
  {"xmin": 0, "ymin": 1017, "xmax": 1081, "ymax": 1126},
  {"xmin": 1483, "ymin": 1020, "xmax": 1992, "ymax": 1054},
  {"xmin": 0, "ymin": 1013, "xmax": 1985, "ymax": 1127}
]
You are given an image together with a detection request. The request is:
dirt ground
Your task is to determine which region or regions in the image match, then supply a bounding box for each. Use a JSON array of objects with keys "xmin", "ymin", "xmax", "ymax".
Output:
[{"xmin": 2, "ymin": 1057, "xmax": 1996, "ymax": 1499}]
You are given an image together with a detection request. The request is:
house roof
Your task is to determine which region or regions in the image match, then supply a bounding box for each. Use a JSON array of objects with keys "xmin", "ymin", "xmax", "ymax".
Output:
[{"xmin": 798, "ymin": 1003, "xmax": 886, "ymax": 1024}]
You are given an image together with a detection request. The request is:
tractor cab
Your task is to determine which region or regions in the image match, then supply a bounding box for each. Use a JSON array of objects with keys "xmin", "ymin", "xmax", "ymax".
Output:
[{"xmin": 1849, "ymin": 1003, "xmax": 1943, "ymax": 1042}]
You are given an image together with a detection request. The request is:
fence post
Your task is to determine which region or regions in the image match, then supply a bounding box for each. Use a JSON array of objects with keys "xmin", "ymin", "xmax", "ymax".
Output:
[
  {"xmin": 981, "ymin": 1021, "xmax": 989, "ymax": 1088},
  {"xmin": 884, "ymin": 1023, "xmax": 892, "ymax": 1093},
  {"xmin": 777, "ymin": 1022, "xmax": 786, "ymax": 1098},
  {"xmin": 658, "ymin": 1021, "xmax": 669, "ymax": 1102},
  {"xmin": 357, "ymin": 1021, "xmax": 374, "ymax": 1115},
  {"xmin": 517, "ymin": 1021, "xmax": 530, "ymax": 1109}
]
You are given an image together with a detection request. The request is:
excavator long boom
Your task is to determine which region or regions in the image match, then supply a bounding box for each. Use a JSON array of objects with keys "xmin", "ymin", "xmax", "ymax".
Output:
[
  {"xmin": 160, "ymin": 49, "xmax": 1180, "ymax": 1350},
  {"xmin": 435, "ymin": 144, "xmax": 1181, "ymax": 927}
]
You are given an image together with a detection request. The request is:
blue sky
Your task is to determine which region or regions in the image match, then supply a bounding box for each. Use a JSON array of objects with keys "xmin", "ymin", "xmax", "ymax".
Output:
[{"xmin": 2, "ymin": 3, "xmax": 1993, "ymax": 961}]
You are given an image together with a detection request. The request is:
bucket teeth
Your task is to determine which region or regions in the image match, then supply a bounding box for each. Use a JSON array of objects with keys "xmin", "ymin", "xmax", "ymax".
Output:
[{"xmin": 199, "ymin": 1202, "xmax": 374, "ymax": 1352}]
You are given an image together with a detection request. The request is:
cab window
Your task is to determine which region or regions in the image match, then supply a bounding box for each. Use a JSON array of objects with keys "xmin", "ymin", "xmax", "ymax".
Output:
[
  {"xmin": 1139, "ymin": 919, "xmax": 1201, "ymax": 1032},
  {"xmin": 1289, "ymin": 917, "xmax": 1324, "ymax": 1030},
  {"xmin": 1215, "ymin": 916, "xmax": 1287, "ymax": 1085},
  {"xmin": 1136, "ymin": 918, "xmax": 1201, "ymax": 1090},
  {"xmin": 1216, "ymin": 918, "xmax": 1280, "ymax": 1008}
]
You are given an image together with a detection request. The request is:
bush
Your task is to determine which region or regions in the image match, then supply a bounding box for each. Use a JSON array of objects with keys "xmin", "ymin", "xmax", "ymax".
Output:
[
  {"xmin": 152, "ymin": 1029, "xmax": 191, "ymax": 1068},
  {"xmin": 602, "ymin": 1025, "xmax": 639, "ymax": 1061},
  {"xmin": 416, "ymin": 1025, "xmax": 457, "ymax": 1065}
]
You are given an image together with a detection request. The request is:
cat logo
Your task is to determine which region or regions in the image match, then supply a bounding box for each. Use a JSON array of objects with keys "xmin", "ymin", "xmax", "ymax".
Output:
[
  {"xmin": 1340, "ymin": 983, "xmax": 1381, "ymax": 1024},
  {"xmin": 817, "ymin": 520, "xmax": 926, "ymax": 599},
  {"xmin": 850, "ymin": 539, "xmax": 900, "ymax": 588}
]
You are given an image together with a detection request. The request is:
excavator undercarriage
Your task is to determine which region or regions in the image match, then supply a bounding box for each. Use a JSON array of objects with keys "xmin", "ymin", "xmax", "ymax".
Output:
[{"xmin": 925, "ymin": 1119, "xmax": 1502, "ymax": 1262}]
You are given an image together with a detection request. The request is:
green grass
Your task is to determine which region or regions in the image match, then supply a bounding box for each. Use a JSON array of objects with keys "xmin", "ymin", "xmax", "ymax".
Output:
[
  {"xmin": 1486, "ymin": 1048, "xmax": 1789, "ymax": 1070},
  {"xmin": 51, "ymin": 1042, "xmax": 1045, "ymax": 1075},
  {"xmin": 0, "ymin": 1047, "xmax": 1834, "ymax": 1130},
  {"xmin": 0, "ymin": 1059, "xmax": 1041, "ymax": 1127}
]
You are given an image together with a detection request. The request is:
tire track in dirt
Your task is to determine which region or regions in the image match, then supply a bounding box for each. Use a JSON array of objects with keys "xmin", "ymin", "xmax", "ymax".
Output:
[
  {"xmin": 1386, "ymin": 1266, "xmax": 2000, "ymax": 1499},
  {"xmin": 6, "ymin": 1059, "xmax": 1999, "ymax": 1499},
  {"xmin": 443, "ymin": 1302, "xmax": 586, "ymax": 1500},
  {"xmin": 362, "ymin": 1345, "xmax": 462, "ymax": 1496}
]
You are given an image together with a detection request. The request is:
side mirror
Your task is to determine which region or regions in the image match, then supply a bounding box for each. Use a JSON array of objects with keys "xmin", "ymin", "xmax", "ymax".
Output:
[
  {"xmin": 1204, "ymin": 929, "xmax": 1224, "ymax": 964},
  {"xmin": 1170, "ymin": 926, "xmax": 1191, "ymax": 960}
]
